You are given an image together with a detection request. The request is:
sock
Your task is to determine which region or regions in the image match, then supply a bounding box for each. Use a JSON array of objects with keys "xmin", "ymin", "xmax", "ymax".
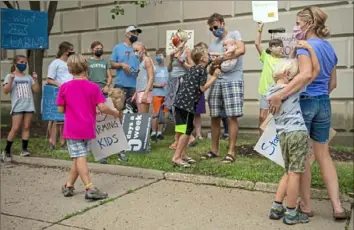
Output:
[
  {"xmin": 22, "ymin": 139, "xmax": 29, "ymax": 151},
  {"xmin": 5, "ymin": 140, "xmax": 13, "ymax": 154},
  {"xmin": 286, "ymin": 206, "xmax": 296, "ymax": 216},
  {"xmin": 272, "ymin": 201, "xmax": 283, "ymax": 209},
  {"xmin": 85, "ymin": 183, "xmax": 93, "ymax": 190},
  {"xmin": 151, "ymin": 131, "xmax": 156, "ymax": 136},
  {"xmin": 157, "ymin": 131, "xmax": 162, "ymax": 136}
]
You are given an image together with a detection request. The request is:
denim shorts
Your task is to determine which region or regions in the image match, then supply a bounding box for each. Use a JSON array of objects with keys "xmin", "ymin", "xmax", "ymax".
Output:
[{"xmin": 300, "ymin": 94, "xmax": 331, "ymax": 144}]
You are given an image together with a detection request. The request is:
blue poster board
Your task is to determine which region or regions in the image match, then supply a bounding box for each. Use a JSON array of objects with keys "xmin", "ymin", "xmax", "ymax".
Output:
[
  {"xmin": 1, "ymin": 8, "xmax": 48, "ymax": 49},
  {"xmin": 42, "ymin": 84, "xmax": 64, "ymax": 121}
]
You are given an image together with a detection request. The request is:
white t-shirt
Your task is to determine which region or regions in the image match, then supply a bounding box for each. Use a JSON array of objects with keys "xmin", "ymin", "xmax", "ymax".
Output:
[{"xmin": 47, "ymin": 59, "xmax": 73, "ymax": 84}]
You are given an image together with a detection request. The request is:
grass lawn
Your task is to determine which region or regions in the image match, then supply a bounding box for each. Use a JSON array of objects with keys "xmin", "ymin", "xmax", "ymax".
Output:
[{"xmin": 2, "ymin": 136, "xmax": 353, "ymax": 194}]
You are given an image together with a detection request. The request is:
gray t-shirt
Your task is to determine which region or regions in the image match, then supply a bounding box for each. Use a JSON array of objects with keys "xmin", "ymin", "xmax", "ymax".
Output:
[
  {"xmin": 4, "ymin": 74, "xmax": 35, "ymax": 113},
  {"xmin": 208, "ymin": 31, "xmax": 244, "ymax": 82},
  {"xmin": 266, "ymin": 84, "xmax": 307, "ymax": 135}
]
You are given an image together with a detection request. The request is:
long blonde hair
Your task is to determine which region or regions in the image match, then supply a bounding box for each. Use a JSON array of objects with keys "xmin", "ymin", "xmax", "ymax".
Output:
[
  {"xmin": 133, "ymin": 41, "xmax": 150, "ymax": 57},
  {"xmin": 297, "ymin": 6, "xmax": 330, "ymax": 38},
  {"xmin": 273, "ymin": 59, "xmax": 299, "ymax": 82}
]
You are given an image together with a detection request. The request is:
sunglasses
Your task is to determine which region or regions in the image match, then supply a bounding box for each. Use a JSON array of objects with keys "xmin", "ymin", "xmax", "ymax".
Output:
[{"xmin": 209, "ymin": 26, "xmax": 220, "ymax": 32}]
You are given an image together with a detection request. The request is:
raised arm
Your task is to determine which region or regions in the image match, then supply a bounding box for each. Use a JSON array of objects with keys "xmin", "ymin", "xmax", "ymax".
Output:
[{"xmin": 255, "ymin": 22, "xmax": 264, "ymax": 55}]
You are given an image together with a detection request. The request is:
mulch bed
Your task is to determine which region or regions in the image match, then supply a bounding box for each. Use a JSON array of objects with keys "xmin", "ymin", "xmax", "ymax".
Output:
[{"xmin": 2, "ymin": 124, "xmax": 353, "ymax": 162}]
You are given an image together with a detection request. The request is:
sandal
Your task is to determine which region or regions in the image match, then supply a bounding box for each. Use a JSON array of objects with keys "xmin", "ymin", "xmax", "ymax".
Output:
[
  {"xmin": 200, "ymin": 151, "xmax": 218, "ymax": 160},
  {"xmin": 183, "ymin": 157, "xmax": 196, "ymax": 164},
  {"xmin": 188, "ymin": 140, "xmax": 198, "ymax": 147},
  {"xmin": 172, "ymin": 161, "xmax": 191, "ymax": 168},
  {"xmin": 297, "ymin": 202, "xmax": 314, "ymax": 217},
  {"xmin": 333, "ymin": 207, "xmax": 350, "ymax": 220},
  {"xmin": 221, "ymin": 154, "xmax": 235, "ymax": 163}
]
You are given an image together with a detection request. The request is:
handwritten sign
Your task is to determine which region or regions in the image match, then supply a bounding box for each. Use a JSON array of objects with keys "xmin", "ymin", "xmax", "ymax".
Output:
[
  {"xmin": 252, "ymin": 1, "xmax": 279, "ymax": 23},
  {"xmin": 122, "ymin": 113, "xmax": 152, "ymax": 153},
  {"xmin": 1, "ymin": 8, "xmax": 48, "ymax": 49},
  {"xmin": 166, "ymin": 30, "xmax": 194, "ymax": 55},
  {"xmin": 273, "ymin": 33, "xmax": 297, "ymax": 58},
  {"xmin": 254, "ymin": 118, "xmax": 285, "ymax": 168},
  {"xmin": 90, "ymin": 98, "xmax": 129, "ymax": 161},
  {"xmin": 42, "ymin": 84, "xmax": 64, "ymax": 121}
]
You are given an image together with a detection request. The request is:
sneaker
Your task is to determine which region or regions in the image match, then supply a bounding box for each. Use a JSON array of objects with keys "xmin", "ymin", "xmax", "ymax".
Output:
[
  {"xmin": 60, "ymin": 143, "xmax": 68, "ymax": 150},
  {"xmin": 283, "ymin": 210, "xmax": 309, "ymax": 225},
  {"xmin": 156, "ymin": 134, "xmax": 164, "ymax": 140},
  {"xmin": 269, "ymin": 206, "xmax": 286, "ymax": 220},
  {"xmin": 62, "ymin": 184, "xmax": 75, "ymax": 197},
  {"xmin": 85, "ymin": 187, "xmax": 108, "ymax": 200},
  {"xmin": 99, "ymin": 158, "xmax": 108, "ymax": 164},
  {"xmin": 117, "ymin": 151, "xmax": 128, "ymax": 162},
  {"xmin": 151, "ymin": 134, "xmax": 157, "ymax": 142},
  {"xmin": 1, "ymin": 151, "xmax": 12, "ymax": 163},
  {"xmin": 20, "ymin": 150, "xmax": 31, "ymax": 157},
  {"xmin": 48, "ymin": 144, "xmax": 56, "ymax": 151},
  {"xmin": 220, "ymin": 134, "xmax": 229, "ymax": 140}
]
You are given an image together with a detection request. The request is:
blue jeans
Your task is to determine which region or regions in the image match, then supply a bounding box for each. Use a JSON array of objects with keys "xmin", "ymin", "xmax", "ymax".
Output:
[{"xmin": 300, "ymin": 94, "xmax": 331, "ymax": 143}]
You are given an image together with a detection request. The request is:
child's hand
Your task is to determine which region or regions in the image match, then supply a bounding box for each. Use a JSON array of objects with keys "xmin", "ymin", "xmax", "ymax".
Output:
[
  {"xmin": 257, "ymin": 22, "xmax": 264, "ymax": 31},
  {"xmin": 113, "ymin": 110, "xmax": 120, "ymax": 119},
  {"xmin": 213, "ymin": 68, "xmax": 221, "ymax": 78},
  {"xmin": 160, "ymin": 82, "xmax": 167, "ymax": 87},
  {"xmin": 102, "ymin": 85, "xmax": 109, "ymax": 93},
  {"xmin": 32, "ymin": 72, "xmax": 38, "ymax": 80},
  {"xmin": 141, "ymin": 93, "xmax": 148, "ymax": 103},
  {"xmin": 296, "ymin": 41, "xmax": 311, "ymax": 50}
]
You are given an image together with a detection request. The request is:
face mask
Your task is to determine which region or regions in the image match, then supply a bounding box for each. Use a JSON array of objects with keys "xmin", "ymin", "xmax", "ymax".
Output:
[
  {"xmin": 172, "ymin": 36, "xmax": 181, "ymax": 47},
  {"xmin": 16, "ymin": 63, "xmax": 27, "ymax": 72},
  {"xmin": 68, "ymin": 51, "xmax": 75, "ymax": 57},
  {"xmin": 94, "ymin": 50, "xmax": 103, "ymax": 57},
  {"xmin": 156, "ymin": 57, "xmax": 163, "ymax": 63},
  {"xmin": 134, "ymin": 51, "xmax": 142, "ymax": 58},
  {"xmin": 293, "ymin": 25, "xmax": 306, "ymax": 40},
  {"xmin": 129, "ymin": 35, "xmax": 138, "ymax": 43},
  {"xmin": 213, "ymin": 27, "xmax": 224, "ymax": 38}
]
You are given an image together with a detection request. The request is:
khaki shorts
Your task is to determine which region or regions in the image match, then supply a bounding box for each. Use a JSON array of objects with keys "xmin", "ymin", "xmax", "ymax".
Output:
[{"xmin": 279, "ymin": 131, "xmax": 309, "ymax": 173}]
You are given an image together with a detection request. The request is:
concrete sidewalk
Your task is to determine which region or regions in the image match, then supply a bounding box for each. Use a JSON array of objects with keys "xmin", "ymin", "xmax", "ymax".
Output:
[{"xmin": 1, "ymin": 163, "xmax": 351, "ymax": 230}]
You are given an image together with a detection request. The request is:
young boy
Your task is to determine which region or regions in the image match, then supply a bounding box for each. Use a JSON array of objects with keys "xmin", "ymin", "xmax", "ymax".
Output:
[
  {"xmin": 56, "ymin": 54, "xmax": 120, "ymax": 200},
  {"xmin": 151, "ymin": 49, "xmax": 169, "ymax": 142},
  {"xmin": 172, "ymin": 47, "xmax": 221, "ymax": 167},
  {"xmin": 267, "ymin": 40, "xmax": 320, "ymax": 225}
]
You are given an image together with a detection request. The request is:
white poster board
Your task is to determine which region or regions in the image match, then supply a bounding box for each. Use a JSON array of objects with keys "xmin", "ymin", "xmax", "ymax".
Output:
[
  {"xmin": 166, "ymin": 30, "xmax": 194, "ymax": 55},
  {"xmin": 252, "ymin": 1, "xmax": 279, "ymax": 23},
  {"xmin": 273, "ymin": 32, "xmax": 297, "ymax": 58},
  {"xmin": 254, "ymin": 118, "xmax": 285, "ymax": 168},
  {"xmin": 90, "ymin": 98, "xmax": 129, "ymax": 161}
]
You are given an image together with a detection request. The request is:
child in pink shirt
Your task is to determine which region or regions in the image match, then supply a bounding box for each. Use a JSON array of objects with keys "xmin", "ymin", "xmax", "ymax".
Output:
[{"xmin": 56, "ymin": 54, "xmax": 119, "ymax": 200}]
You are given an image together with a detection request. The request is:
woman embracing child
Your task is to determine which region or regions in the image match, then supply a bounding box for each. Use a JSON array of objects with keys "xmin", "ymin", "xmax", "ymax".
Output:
[{"xmin": 2, "ymin": 55, "xmax": 40, "ymax": 162}]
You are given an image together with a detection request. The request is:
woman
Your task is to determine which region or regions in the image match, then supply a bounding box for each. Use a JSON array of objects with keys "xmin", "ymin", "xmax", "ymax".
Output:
[
  {"xmin": 132, "ymin": 41, "xmax": 154, "ymax": 113},
  {"xmin": 268, "ymin": 6, "xmax": 349, "ymax": 219},
  {"xmin": 46, "ymin": 41, "xmax": 74, "ymax": 150},
  {"xmin": 165, "ymin": 29, "xmax": 196, "ymax": 150}
]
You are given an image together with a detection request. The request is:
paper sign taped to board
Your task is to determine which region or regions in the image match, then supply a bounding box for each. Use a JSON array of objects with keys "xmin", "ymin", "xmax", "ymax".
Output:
[
  {"xmin": 90, "ymin": 98, "xmax": 129, "ymax": 161},
  {"xmin": 1, "ymin": 8, "xmax": 48, "ymax": 49},
  {"xmin": 252, "ymin": 1, "xmax": 279, "ymax": 23},
  {"xmin": 166, "ymin": 30, "xmax": 194, "ymax": 55},
  {"xmin": 254, "ymin": 118, "xmax": 285, "ymax": 168}
]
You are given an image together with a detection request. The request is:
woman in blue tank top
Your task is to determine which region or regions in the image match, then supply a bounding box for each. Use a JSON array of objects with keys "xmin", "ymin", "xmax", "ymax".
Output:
[
  {"xmin": 268, "ymin": 6, "xmax": 349, "ymax": 219},
  {"xmin": 133, "ymin": 42, "xmax": 155, "ymax": 113}
]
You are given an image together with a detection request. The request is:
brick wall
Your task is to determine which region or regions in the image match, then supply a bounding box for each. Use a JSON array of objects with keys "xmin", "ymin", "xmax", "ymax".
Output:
[{"xmin": 1, "ymin": 1, "xmax": 353, "ymax": 136}]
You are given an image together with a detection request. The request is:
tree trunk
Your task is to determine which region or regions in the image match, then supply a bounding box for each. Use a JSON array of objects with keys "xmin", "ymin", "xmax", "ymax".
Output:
[{"xmin": 27, "ymin": 49, "xmax": 44, "ymax": 123}]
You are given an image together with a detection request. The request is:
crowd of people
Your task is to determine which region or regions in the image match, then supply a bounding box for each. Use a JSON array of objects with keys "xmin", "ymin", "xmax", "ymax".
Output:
[{"xmin": 1, "ymin": 6, "xmax": 350, "ymax": 225}]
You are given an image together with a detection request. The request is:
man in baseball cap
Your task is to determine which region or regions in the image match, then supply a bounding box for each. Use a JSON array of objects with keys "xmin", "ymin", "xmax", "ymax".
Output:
[{"xmin": 109, "ymin": 25, "xmax": 143, "ymax": 162}]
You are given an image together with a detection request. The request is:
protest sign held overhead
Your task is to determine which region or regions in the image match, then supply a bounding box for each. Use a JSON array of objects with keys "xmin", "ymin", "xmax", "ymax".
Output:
[
  {"xmin": 122, "ymin": 113, "xmax": 153, "ymax": 153},
  {"xmin": 252, "ymin": 1, "xmax": 279, "ymax": 23},
  {"xmin": 90, "ymin": 98, "xmax": 129, "ymax": 161}
]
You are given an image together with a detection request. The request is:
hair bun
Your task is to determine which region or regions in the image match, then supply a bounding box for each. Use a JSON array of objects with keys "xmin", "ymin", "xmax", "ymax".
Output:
[{"xmin": 316, "ymin": 24, "xmax": 330, "ymax": 38}]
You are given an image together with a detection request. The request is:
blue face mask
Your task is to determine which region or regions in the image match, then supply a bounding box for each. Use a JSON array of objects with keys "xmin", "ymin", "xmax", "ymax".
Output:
[
  {"xmin": 16, "ymin": 63, "xmax": 27, "ymax": 72},
  {"xmin": 156, "ymin": 57, "xmax": 163, "ymax": 63},
  {"xmin": 213, "ymin": 27, "xmax": 224, "ymax": 37}
]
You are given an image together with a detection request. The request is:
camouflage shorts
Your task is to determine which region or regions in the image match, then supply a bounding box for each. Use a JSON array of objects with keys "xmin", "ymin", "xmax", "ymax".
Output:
[{"xmin": 279, "ymin": 130, "xmax": 309, "ymax": 173}]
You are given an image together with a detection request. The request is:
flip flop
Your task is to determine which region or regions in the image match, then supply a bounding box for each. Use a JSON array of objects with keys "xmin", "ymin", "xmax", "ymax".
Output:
[
  {"xmin": 333, "ymin": 207, "xmax": 350, "ymax": 220},
  {"xmin": 221, "ymin": 154, "xmax": 235, "ymax": 163},
  {"xmin": 172, "ymin": 161, "xmax": 191, "ymax": 168},
  {"xmin": 200, "ymin": 151, "xmax": 218, "ymax": 160},
  {"xmin": 183, "ymin": 157, "xmax": 196, "ymax": 164}
]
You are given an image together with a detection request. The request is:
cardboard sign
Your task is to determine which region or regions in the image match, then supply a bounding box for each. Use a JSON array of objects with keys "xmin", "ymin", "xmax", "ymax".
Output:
[
  {"xmin": 1, "ymin": 8, "xmax": 48, "ymax": 49},
  {"xmin": 42, "ymin": 84, "xmax": 64, "ymax": 121},
  {"xmin": 273, "ymin": 33, "xmax": 297, "ymax": 58},
  {"xmin": 122, "ymin": 113, "xmax": 152, "ymax": 153},
  {"xmin": 254, "ymin": 118, "xmax": 285, "ymax": 168},
  {"xmin": 252, "ymin": 1, "xmax": 279, "ymax": 23},
  {"xmin": 166, "ymin": 30, "xmax": 194, "ymax": 55},
  {"xmin": 90, "ymin": 98, "xmax": 129, "ymax": 161}
]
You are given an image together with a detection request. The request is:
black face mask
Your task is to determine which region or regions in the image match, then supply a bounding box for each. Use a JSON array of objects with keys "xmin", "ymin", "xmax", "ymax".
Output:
[
  {"xmin": 68, "ymin": 51, "xmax": 75, "ymax": 57},
  {"xmin": 129, "ymin": 35, "xmax": 138, "ymax": 43},
  {"xmin": 94, "ymin": 50, "xmax": 103, "ymax": 57}
]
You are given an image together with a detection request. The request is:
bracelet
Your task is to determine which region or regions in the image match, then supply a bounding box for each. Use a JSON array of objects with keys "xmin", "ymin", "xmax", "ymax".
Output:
[{"xmin": 258, "ymin": 29, "xmax": 262, "ymax": 33}]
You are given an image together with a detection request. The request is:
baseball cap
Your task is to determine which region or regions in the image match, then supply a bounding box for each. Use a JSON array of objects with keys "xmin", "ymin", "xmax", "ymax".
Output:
[{"xmin": 126, "ymin": 25, "xmax": 142, "ymax": 34}]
